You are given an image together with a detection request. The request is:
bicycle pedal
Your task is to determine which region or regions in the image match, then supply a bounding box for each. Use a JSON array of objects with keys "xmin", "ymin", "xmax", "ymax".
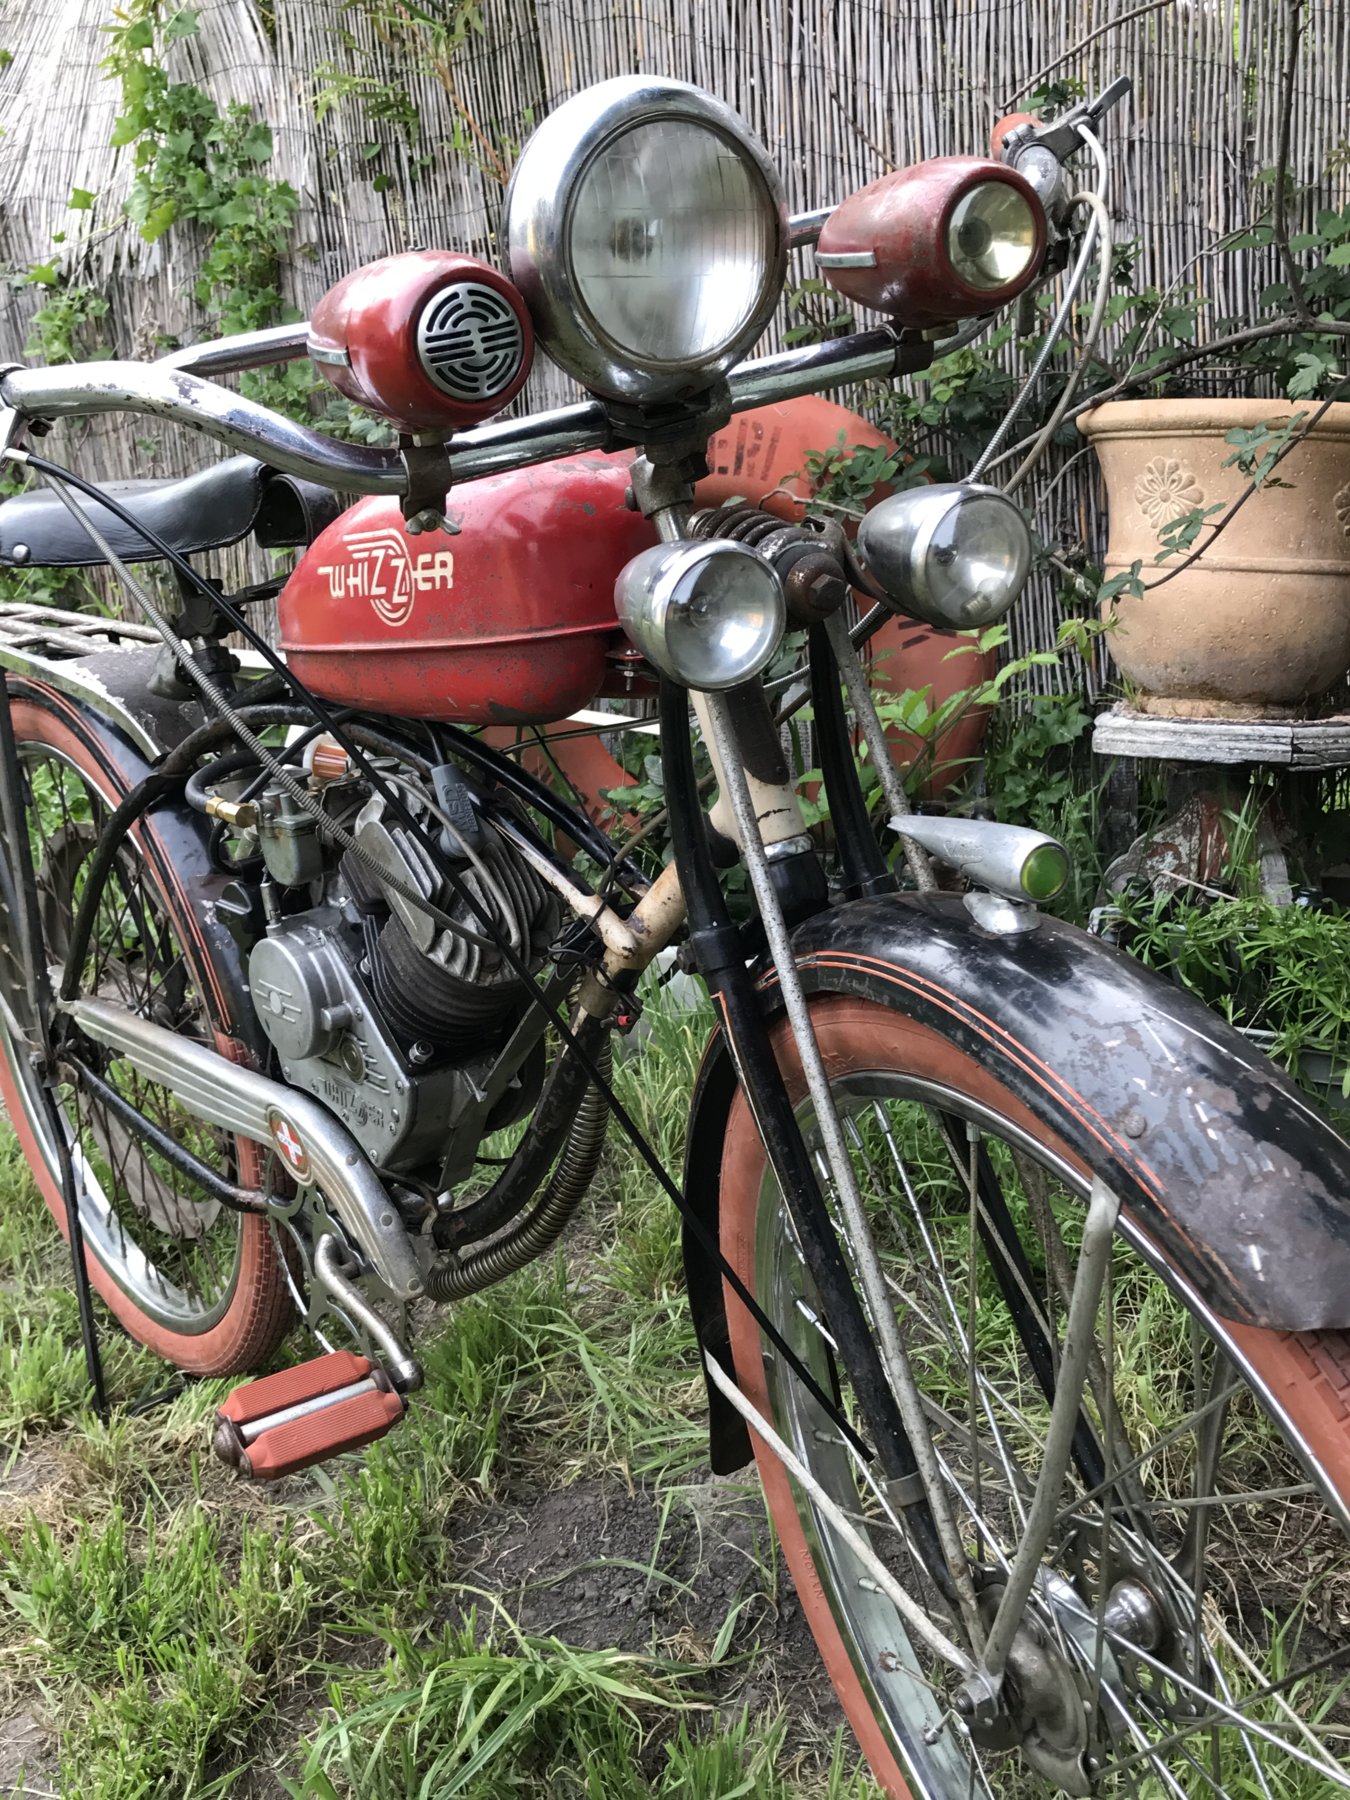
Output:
[{"xmin": 212, "ymin": 1349, "xmax": 406, "ymax": 1481}]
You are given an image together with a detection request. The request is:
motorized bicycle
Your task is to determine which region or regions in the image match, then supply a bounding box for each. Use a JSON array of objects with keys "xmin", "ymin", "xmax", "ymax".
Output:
[{"xmin": 0, "ymin": 68, "xmax": 1347, "ymax": 1798}]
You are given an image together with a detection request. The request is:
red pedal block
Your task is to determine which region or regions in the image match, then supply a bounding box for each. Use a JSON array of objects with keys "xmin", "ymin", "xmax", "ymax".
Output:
[{"xmin": 213, "ymin": 1349, "xmax": 405, "ymax": 1481}]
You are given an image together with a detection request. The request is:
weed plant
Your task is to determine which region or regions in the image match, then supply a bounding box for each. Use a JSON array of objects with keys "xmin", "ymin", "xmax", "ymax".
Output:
[
  {"xmin": 0, "ymin": 978, "xmax": 887, "ymax": 1798},
  {"xmin": 1108, "ymin": 887, "xmax": 1350, "ymax": 1086}
]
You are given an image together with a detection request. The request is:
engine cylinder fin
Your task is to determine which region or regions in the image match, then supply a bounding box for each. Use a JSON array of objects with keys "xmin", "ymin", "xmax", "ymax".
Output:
[
  {"xmin": 369, "ymin": 911, "xmax": 527, "ymax": 1052},
  {"xmin": 343, "ymin": 797, "xmax": 560, "ymax": 1061}
]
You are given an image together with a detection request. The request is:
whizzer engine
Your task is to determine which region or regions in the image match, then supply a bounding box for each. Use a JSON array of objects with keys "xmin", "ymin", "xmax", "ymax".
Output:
[{"xmin": 241, "ymin": 755, "xmax": 561, "ymax": 1171}]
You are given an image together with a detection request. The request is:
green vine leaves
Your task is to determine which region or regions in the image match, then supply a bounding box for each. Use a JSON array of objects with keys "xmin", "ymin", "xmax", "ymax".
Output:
[
  {"xmin": 311, "ymin": 0, "xmax": 517, "ymax": 193},
  {"xmin": 16, "ymin": 2, "xmax": 315, "ymax": 417}
]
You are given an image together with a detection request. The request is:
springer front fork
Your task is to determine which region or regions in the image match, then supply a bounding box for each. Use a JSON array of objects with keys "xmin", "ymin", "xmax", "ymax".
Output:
[
  {"xmin": 618, "ymin": 459, "xmax": 1110, "ymax": 1735},
  {"xmin": 661, "ymin": 666, "xmax": 1126, "ymax": 1749}
]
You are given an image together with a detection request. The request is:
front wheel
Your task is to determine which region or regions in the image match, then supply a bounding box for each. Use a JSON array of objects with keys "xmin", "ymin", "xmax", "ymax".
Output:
[{"xmin": 720, "ymin": 994, "xmax": 1350, "ymax": 1798}]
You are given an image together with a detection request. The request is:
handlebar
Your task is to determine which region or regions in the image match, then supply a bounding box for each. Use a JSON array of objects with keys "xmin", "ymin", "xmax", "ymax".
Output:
[
  {"xmin": 151, "ymin": 202, "xmax": 839, "ymax": 380},
  {"xmin": 0, "ymin": 101, "xmax": 1109, "ymax": 497},
  {"xmin": 0, "ymin": 326, "xmax": 930, "ymax": 496},
  {"xmin": 157, "ymin": 322, "xmax": 312, "ymax": 378}
]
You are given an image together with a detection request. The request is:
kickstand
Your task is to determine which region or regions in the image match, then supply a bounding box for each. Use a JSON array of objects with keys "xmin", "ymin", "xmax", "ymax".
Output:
[
  {"xmin": 48, "ymin": 1089, "xmax": 109, "ymax": 1421},
  {"xmin": 127, "ymin": 1377, "xmax": 188, "ymax": 1416},
  {"xmin": 0, "ymin": 679, "xmax": 109, "ymax": 1420}
]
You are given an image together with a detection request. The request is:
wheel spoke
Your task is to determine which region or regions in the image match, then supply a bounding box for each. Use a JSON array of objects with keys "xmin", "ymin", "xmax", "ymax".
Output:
[
  {"xmin": 745, "ymin": 1062, "xmax": 1350, "ymax": 1797},
  {"xmin": 1052, "ymin": 1379, "xmax": 1246, "ymax": 1529},
  {"xmin": 0, "ymin": 743, "xmax": 244, "ymax": 1331},
  {"xmin": 962, "ymin": 1120, "xmax": 983, "ymax": 1557},
  {"xmin": 1098, "ymin": 1637, "xmax": 1350, "ymax": 1788},
  {"xmin": 849, "ymin": 1109, "xmax": 1034, "ymax": 1531}
]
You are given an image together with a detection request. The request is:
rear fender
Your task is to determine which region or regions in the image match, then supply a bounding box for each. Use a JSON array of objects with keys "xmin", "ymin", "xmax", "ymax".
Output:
[
  {"xmin": 6, "ymin": 670, "xmax": 263, "ymax": 1061},
  {"xmin": 683, "ymin": 893, "xmax": 1350, "ymax": 1469}
]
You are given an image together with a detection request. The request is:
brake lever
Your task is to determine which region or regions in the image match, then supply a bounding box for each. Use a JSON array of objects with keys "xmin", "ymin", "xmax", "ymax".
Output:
[
  {"xmin": 995, "ymin": 74, "xmax": 1130, "ymax": 264},
  {"xmin": 1023, "ymin": 74, "xmax": 1132, "ymax": 161}
]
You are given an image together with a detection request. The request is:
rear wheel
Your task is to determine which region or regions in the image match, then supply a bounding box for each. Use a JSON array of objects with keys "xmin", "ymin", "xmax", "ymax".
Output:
[
  {"xmin": 720, "ymin": 995, "xmax": 1350, "ymax": 1797},
  {"xmin": 0, "ymin": 686, "xmax": 291, "ymax": 1375}
]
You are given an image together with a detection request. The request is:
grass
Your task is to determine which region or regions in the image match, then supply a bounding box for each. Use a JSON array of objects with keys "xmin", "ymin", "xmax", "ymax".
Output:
[
  {"xmin": 3, "ymin": 977, "xmax": 1347, "ymax": 1798},
  {"xmin": 0, "ymin": 983, "xmax": 882, "ymax": 1799}
]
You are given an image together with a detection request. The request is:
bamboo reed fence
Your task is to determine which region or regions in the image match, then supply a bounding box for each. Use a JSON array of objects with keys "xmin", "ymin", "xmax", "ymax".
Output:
[{"xmin": 0, "ymin": 0, "xmax": 1346, "ymax": 686}]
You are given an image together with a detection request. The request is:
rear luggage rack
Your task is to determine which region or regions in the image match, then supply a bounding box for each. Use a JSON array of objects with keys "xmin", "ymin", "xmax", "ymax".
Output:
[
  {"xmin": 0, "ymin": 599, "xmax": 275, "ymax": 761},
  {"xmin": 0, "ymin": 599, "xmax": 160, "ymax": 658}
]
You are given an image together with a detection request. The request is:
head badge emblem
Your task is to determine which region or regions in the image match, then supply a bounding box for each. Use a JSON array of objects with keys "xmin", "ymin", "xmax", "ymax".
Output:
[{"xmin": 267, "ymin": 1108, "xmax": 311, "ymax": 1182}]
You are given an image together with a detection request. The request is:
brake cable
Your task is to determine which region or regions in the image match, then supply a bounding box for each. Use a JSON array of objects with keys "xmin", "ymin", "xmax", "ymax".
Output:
[{"xmin": 7, "ymin": 445, "xmax": 873, "ymax": 1464}]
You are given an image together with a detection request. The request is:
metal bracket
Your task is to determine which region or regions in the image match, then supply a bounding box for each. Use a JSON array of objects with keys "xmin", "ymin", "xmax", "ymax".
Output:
[
  {"xmin": 399, "ymin": 438, "xmax": 454, "ymax": 532},
  {"xmin": 979, "ymin": 1176, "xmax": 1122, "ymax": 1683},
  {"xmin": 1018, "ymin": 76, "xmax": 1132, "ymax": 161}
]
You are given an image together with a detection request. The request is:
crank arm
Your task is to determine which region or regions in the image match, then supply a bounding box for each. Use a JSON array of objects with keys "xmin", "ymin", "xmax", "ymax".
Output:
[
  {"xmin": 313, "ymin": 1234, "xmax": 421, "ymax": 1391},
  {"xmin": 58, "ymin": 996, "xmax": 424, "ymax": 1301}
]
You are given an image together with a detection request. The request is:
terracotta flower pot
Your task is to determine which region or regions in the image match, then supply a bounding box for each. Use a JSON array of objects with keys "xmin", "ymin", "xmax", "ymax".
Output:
[{"xmin": 1078, "ymin": 398, "xmax": 1350, "ymax": 718}]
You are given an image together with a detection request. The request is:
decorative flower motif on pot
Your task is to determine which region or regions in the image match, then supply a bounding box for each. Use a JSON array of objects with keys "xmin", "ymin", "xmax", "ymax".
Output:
[
  {"xmin": 1336, "ymin": 481, "xmax": 1350, "ymax": 538},
  {"xmin": 1135, "ymin": 457, "xmax": 1204, "ymax": 534}
]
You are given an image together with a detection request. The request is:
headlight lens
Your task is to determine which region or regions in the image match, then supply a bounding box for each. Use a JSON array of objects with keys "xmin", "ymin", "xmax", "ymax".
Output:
[
  {"xmin": 570, "ymin": 119, "xmax": 778, "ymax": 365},
  {"xmin": 857, "ymin": 484, "xmax": 1032, "ymax": 630},
  {"xmin": 507, "ymin": 77, "xmax": 787, "ymax": 403},
  {"xmin": 946, "ymin": 182, "xmax": 1040, "ymax": 290},
  {"xmin": 615, "ymin": 540, "xmax": 786, "ymax": 690}
]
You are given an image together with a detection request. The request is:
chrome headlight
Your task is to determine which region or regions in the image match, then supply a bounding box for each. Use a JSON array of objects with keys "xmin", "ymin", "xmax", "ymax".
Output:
[
  {"xmin": 615, "ymin": 540, "xmax": 786, "ymax": 689},
  {"xmin": 857, "ymin": 484, "xmax": 1032, "ymax": 630},
  {"xmin": 506, "ymin": 77, "xmax": 788, "ymax": 404}
]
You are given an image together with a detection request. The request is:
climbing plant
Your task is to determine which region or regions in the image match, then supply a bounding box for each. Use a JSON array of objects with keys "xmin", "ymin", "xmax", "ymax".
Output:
[
  {"xmin": 312, "ymin": 0, "xmax": 530, "ymax": 192},
  {"xmin": 14, "ymin": 2, "xmax": 315, "ymax": 417}
]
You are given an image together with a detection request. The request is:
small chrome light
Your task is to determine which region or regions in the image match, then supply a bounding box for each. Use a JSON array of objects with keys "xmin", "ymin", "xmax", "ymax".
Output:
[
  {"xmin": 857, "ymin": 483, "xmax": 1032, "ymax": 630},
  {"xmin": 815, "ymin": 158, "xmax": 1046, "ymax": 327},
  {"xmin": 615, "ymin": 539, "xmax": 786, "ymax": 690},
  {"xmin": 1003, "ymin": 142, "xmax": 1069, "ymax": 221},
  {"xmin": 945, "ymin": 182, "xmax": 1040, "ymax": 291}
]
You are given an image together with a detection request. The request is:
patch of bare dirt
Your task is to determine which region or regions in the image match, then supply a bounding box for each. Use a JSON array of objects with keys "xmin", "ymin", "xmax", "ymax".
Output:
[
  {"xmin": 0, "ymin": 1444, "xmax": 70, "ymax": 1540},
  {"xmin": 446, "ymin": 1471, "xmax": 841, "ymax": 1729},
  {"xmin": 0, "ymin": 1710, "xmax": 54, "ymax": 1798}
]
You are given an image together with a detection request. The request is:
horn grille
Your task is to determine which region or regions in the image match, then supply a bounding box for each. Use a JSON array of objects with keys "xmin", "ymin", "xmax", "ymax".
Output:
[{"xmin": 416, "ymin": 282, "xmax": 526, "ymax": 403}]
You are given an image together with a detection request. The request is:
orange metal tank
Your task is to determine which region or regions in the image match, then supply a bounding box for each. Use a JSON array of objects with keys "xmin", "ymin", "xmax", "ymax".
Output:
[{"xmin": 699, "ymin": 397, "xmax": 996, "ymax": 800}]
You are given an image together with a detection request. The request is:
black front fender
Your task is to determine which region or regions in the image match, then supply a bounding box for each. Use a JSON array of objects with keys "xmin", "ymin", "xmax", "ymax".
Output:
[
  {"xmin": 787, "ymin": 894, "xmax": 1350, "ymax": 1330},
  {"xmin": 684, "ymin": 894, "xmax": 1350, "ymax": 1450}
]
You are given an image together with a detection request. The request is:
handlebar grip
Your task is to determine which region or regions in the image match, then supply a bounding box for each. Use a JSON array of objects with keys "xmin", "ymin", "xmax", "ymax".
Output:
[{"xmin": 0, "ymin": 361, "xmax": 409, "ymax": 497}]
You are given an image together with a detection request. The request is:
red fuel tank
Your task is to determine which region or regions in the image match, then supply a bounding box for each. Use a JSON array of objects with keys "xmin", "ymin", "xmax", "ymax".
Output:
[{"xmin": 279, "ymin": 459, "xmax": 657, "ymax": 725}]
